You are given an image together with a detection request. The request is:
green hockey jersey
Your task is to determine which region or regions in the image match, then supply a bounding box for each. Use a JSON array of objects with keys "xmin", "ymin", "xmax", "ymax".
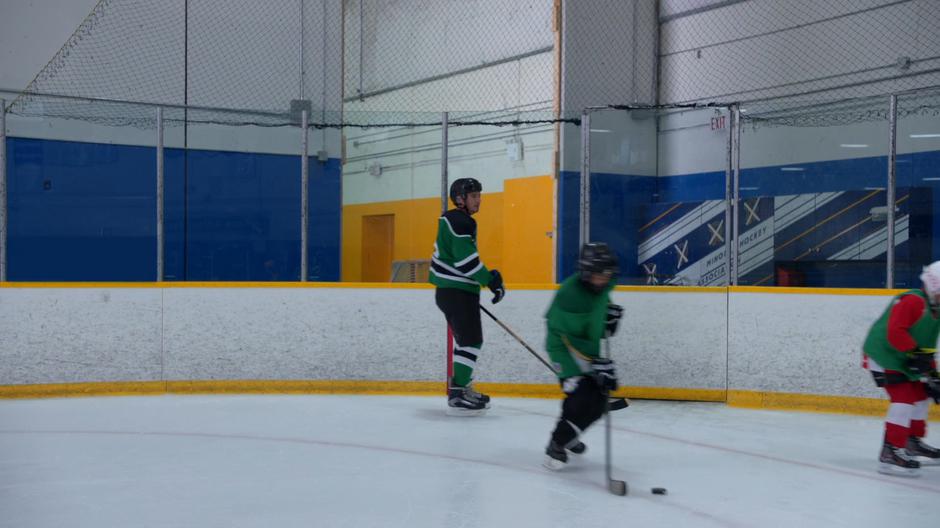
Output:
[
  {"xmin": 429, "ymin": 209, "xmax": 493, "ymax": 293},
  {"xmin": 863, "ymin": 289, "xmax": 940, "ymax": 380},
  {"xmin": 545, "ymin": 273, "xmax": 614, "ymax": 379}
]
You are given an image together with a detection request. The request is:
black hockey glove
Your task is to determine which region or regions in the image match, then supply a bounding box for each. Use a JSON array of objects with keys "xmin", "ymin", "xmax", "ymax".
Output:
[
  {"xmin": 591, "ymin": 357, "xmax": 618, "ymax": 393},
  {"xmin": 605, "ymin": 303, "xmax": 623, "ymax": 337},
  {"xmin": 488, "ymin": 269, "xmax": 505, "ymax": 304},
  {"xmin": 927, "ymin": 372, "xmax": 940, "ymax": 405},
  {"xmin": 905, "ymin": 350, "xmax": 936, "ymax": 377}
]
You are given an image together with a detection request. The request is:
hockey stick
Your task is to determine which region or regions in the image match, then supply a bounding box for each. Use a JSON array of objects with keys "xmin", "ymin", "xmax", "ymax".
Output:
[
  {"xmin": 479, "ymin": 304, "xmax": 556, "ymax": 372},
  {"xmin": 479, "ymin": 304, "xmax": 629, "ymax": 411},
  {"xmin": 604, "ymin": 338, "xmax": 628, "ymax": 496}
]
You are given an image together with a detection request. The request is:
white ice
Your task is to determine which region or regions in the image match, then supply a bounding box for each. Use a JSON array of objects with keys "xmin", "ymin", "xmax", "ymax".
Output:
[{"xmin": 0, "ymin": 394, "xmax": 936, "ymax": 528}]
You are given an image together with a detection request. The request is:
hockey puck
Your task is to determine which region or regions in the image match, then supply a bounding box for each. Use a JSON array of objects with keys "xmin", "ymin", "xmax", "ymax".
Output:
[{"xmin": 651, "ymin": 487, "xmax": 667, "ymax": 495}]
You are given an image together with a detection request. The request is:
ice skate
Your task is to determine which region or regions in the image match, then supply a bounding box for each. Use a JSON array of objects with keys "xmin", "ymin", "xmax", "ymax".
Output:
[
  {"xmin": 567, "ymin": 441, "xmax": 586, "ymax": 455},
  {"xmin": 465, "ymin": 383, "xmax": 490, "ymax": 407},
  {"xmin": 907, "ymin": 437, "xmax": 940, "ymax": 466},
  {"xmin": 446, "ymin": 386, "xmax": 487, "ymax": 416},
  {"xmin": 543, "ymin": 441, "xmax": 568, "ymax": 471},
  {"xmin": 878, "ymin": 442, "xmax": 921, "ymax": 477}
]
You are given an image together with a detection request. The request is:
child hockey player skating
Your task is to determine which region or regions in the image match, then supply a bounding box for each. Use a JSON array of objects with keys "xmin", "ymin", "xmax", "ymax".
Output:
[
  {"xmin": 863, "ymin": 261, "xmax": 940, "ymax": 476},
  {"xmin": 543, "ymin": 242, "xmax": 623, "ymax": 470}
]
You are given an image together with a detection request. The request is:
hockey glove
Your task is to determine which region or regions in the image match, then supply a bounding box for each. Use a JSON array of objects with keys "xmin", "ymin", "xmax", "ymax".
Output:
[
  {"xmin": 591, "ymin": 357, "xmax": 618, "ymax": 393},
  {"xmin": 905, "ymin": 350, "xmax": 936, "ymax": 377},
  {"xmin": 927, "ymin": 372, "xmax": 940, "ymax": 405},
  {"xmin": 488, "ymin": 269, "xmax": 505, "ymax": 304},
  {"xmin": 605, "ymin": 303, "xmax": 623, "ymax": 337}
]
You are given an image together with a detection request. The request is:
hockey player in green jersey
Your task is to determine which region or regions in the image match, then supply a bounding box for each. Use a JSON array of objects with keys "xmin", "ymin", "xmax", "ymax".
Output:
[
  {"xmin": 431, "ymin": 178, "xmax": 506, "ymax": 415},
  {"xmin": 543, "ymin": 242, "xmax": 623, "ymax": 470},
  {"xmin": 863, "ymin": 261, "xmax": 940, "ymax": 476}
]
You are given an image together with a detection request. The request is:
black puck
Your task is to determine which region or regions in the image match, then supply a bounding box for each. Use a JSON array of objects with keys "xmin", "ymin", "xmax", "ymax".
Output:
[{"xmin": 651, "ymin": 487, "xmax": 667, "ymax": 495}]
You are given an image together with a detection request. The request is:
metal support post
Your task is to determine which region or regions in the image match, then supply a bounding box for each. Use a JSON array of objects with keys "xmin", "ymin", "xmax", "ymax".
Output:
[
  {"xmin": 156, "ymin": 107, "xmax": 164, "ymax": 281},
  {"xmin": 724, "ymin": 106, "xmax": 734, "ymax": 286},
  {"xmin": 730, "ymin": 104, "xmax": 742, "ymax": 286},
  {"xmin": 579, "ymin": 110, "xmax": 591, "ymax": 247},
  {"xmin": 0, "ymin": 99, "xmax": 6, "ymax": 282},
  {"xmin": 886, "ymin": 94, "xmax": 898, "ymax": 288},
  {"xmin": 301, "ymin": 109, "xmax": 309, "ymax": 281},
  {"xmin": 441, "ymin": 112, "xmax": 449, "ymax": 214}
]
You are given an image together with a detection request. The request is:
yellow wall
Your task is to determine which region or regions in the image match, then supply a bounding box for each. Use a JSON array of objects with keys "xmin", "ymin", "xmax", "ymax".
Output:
[
  {"xmin": 342, "ymin": 197, "xmax": 440, "ymax": 282},
  {"xmin": 341, "ymin": 175, "xmax": 554, "ymax": 283}
]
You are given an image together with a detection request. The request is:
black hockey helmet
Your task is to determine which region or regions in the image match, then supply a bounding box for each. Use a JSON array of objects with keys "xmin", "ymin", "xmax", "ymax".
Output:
[
  {"xmin": 579, "ymin": 242, "xmax": 619, "ymax": 290},
  {"xmin": 449, "ymin": 178, "xmax": 482, "ymax": 207}
]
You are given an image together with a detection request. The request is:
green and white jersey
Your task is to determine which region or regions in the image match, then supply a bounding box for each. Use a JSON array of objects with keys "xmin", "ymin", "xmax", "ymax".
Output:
[
  {"xmin": 429, "ymin": 209, "xmax": 493, "ymax": 294},
  {"xmin": 544, "ymin": 273, "xmax": 613, "ymax": 379}
]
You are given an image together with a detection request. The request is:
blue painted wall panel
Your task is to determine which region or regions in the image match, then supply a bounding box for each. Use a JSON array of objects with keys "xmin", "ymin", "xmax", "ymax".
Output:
[
  {"xmin": 308, "ymin": 157, "xmax": 341, "ymax": 281},
  {"xmin": 558, "ymin": 171, "xmax": 656, "ymax": 283},
  {"xmin": 6, "ymin": 138, "xmax": 341, "ymax": 282},
  {"xmin": 556, "ymin": 170, "xmax": 580, "ymax": 281},
  {"xmin": 180, "ymin": 149, "xmax": 301, "ymax": 281},
  {"xmin": 6, "ymin": 138, "xmax": 157, "ymax": 281}
]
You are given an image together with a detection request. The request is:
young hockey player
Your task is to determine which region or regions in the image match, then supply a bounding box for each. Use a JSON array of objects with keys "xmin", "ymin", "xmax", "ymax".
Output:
[
  {"xmin": 430, "ymin": 178, "xmax": 506, "ymax": 415},
  {"xmin": 543, "ymin": 242, "xmax": 623, "ymax": 470},
  {"xmin": 863, "ymin": 261, "xmax": 940, "ymax": 476}
]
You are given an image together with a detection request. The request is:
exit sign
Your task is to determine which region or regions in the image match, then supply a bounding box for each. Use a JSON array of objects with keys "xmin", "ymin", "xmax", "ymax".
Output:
[{"xmin": 710, "ymin": 115, "xmax": 727, "ymax": 131}]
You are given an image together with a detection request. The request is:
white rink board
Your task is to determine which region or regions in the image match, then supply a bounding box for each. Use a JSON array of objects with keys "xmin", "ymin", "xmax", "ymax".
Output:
[
  {"xmin": 0, "ymin": 286, "xmax": 899, "ymax": 400},
  {"xmin": 0, "ymin": 288, "xmax": 163, "ymax": 384},
  {"xmin": 727, "ymin": 290, "xmax": 890, "ymax": 399},
  {"xmin": 611, "ymin": 290, "xmax": 728, "ymax": 390}
]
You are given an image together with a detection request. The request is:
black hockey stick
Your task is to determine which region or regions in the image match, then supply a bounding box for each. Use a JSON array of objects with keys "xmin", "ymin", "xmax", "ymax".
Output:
[
  {"xmin": 479, "ymin": 304, "xmax": 556, "ymax": 372},
  {"xmin": 604, "ymin": 338, "xmax": 628, "ymax": 496},
  {"xmin": 479, "ymin": 304, "xmax": 629, "ymax": 411}
]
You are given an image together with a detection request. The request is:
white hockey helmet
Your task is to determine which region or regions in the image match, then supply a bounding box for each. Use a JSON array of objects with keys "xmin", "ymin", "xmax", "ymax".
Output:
[{"xmin": 919, "ymin": 261, "xmax": 940, "ymax": 301}]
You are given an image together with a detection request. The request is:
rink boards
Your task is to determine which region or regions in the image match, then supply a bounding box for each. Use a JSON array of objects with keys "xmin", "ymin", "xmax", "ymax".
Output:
[{"xmin": 0, "ymin": 282, "xmax": 928, "ymax": 418}]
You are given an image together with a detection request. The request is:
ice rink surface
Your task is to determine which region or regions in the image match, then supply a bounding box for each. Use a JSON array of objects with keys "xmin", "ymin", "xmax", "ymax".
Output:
[{"xmin": 0, "ymin": 394, "xmax": 936, "ymax": 528}]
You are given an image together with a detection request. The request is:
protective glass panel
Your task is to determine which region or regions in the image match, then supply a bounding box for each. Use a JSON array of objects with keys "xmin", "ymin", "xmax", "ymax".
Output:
[
  {"xmin": 177, "ymin": 108, "xmax": 304, "ymax": 281},
  {"xmin": 3, "ymin": 91, "xmax": 159, "ymax": 281},
  {"xmin": 586, "ymin": 106, "xmax": 732, "ymax": 287},
  {"xmin": 738, "ymin": 96, "xmax": 891, "ymax": 288},
  {"xmin": 896, "ymin": 88, "xmax": 940, "ymax": 289},
  {"xmin": 445, "ymin": 109, "xmax": 558, "ymax": 287},
  {"xmin": 341, "ymin": 111, "xmax": 440, "ymax": 283}
]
